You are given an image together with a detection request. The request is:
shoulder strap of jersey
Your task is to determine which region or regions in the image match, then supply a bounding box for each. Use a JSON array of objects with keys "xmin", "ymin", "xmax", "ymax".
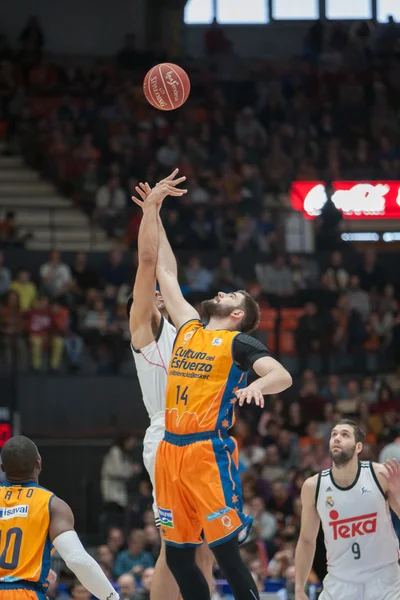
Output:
[
  {"xmin": 315, "ymin": 472, "xmax": 322, "ymax": 506},
  {"xmin": 369, "ymin": 460, "xmax": 386, "ymax": 498}
]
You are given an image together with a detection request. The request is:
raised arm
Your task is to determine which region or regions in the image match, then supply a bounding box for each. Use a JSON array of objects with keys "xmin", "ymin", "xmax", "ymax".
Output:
[
  {"xmin": 129, "ymin": 194, "xmax": 160, "ymax": 349},
  {"xmin": 132, "ymin": 171, "xmax": 199, "ymax": 330},
  {"xmin": 49, "ymin": 497, "xmax": 119, "ymax": 600},
  {"xmin": 156, "ymin": 214, "xmax": 199, "ymax": 329},
  {"xmin": 294, "ymin": 476, "xmax": 320, "ymax": 600},
  {"xmin": 130, "ymin": 172, "xmax": 187, "ymax": 347}
]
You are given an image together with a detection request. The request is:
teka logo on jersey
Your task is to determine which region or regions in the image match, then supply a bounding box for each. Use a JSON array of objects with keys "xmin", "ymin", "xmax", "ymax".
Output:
[{"xmin": 329, "ymin": 510, "xmax": 377, "ymax": 540}]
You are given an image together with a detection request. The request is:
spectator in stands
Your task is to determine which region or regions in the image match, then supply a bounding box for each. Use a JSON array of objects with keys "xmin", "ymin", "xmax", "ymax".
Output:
[
  {"xmin": 347, "ymin": 274, "xmax": 371, "ymax": 321},
  {"xmin": 213, "ymin": 256, "xmax": 243, "ymax": 293},
  {"xmin": 40, "ymin": 250, "xmax": 72, "ymax": 299},
  {"xmin": 117, "ymin": 573, "xmax": 136, "ymax": 600},
  {"xmin": 184, "ymin": 255, "xmax": 213, "ymax": 295},
  {"xmin": 51, "ymin": 300, "xmax": 83, "ymax": 371},
  {"xmin": 26, "ymin": 296, "xmax": 63, "ymax": 372},
  {"xmin": 246, "ymin": 496, "xmax": 277, "ymax": 542},
  {"xmin": 285, "ymin": 402, "xmax": 307, "ymax": 437},
  {"xmin": 379, "ymin": 434, "xmax": 400, "ymax": 463},
  {"xmin": 267, "ymin": 480, "xmax": 294, "ymax": 518},
  {"xmin": 323, "ymin": 251, "xmax": 349, "ymax": 291},
  {"xmin": 358, "ymin": 249, "xmax": 383, "ymax": 291},
  {"xmin": 133, "ymin": 567, "xmax": 154, "ymax": 600},
  {"xmin": 255, "ymin": 254, "xmax": 294, "ymax": 299},
  {"xmin": 163, "ymin": 209, "xmax": 186, "ymax": 249},
  {"xmin": 0, "ymin": 290, "xmax": 27, "ymax": 371},
  {"xmin": 102, "ymin": 250, "xmax": 128, "ymax": 296},
  {"xmin": 107, "ymin": 527, "xmax": 125, "ymax": 557},
  {"xmin": 321, "ymin": 374, "xmax": 346, "ymax": 404},
  {"xmin": 101, "ymin": 435, "xmax": 141, "ymax": 528},
  {"xmin": 69, "ymin": 580, "xmax": 91, "ymax": 600},
  {"xmin": 114, "ymin": 530, "xmax": 154, "ymax": 581},
  {"xmin": 262, "ymin": 445, "xmax": 287, "ymax": 482},
  {"xmin": 98, "ymin": 544, "xmax": 115, "ymax": 573},
  {"xmin": 71, "ymin": 251, "xmax": 100, "ymax": 294},
  {"xmin": 295, "ymin": 303, "xmax": 324, "ymax": 373},
  {"xmin": 10, "ymin": 269, "xmax": 37, "ymax": 312},
  {"xmin": 337, "ymin": 379, "xmax": 361, "ymax": 415},
  {"xmin": 0, "ymin": 251, "xmax": 11, "ymax": 296},
  {"xmin": 95, "ymin": 176, "xmax": 126, "ymax": 237}
]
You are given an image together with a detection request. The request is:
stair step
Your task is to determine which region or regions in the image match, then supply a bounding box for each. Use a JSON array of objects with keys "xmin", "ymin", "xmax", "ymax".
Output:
[
  {"xmin": 0, "ymin": 182, "xmax": 55, "ymax": 195},
  {"xmin": 0, "ymin": 156, "xmax": 24, "ymax": 168},
  {"xmin": 15, "ymin": 211, "xmax": 88, "ymax": 227},
  {"xmin": 0, "ymin": 169, "xmax": 39, "ymax": 182},
  {"xmin": 27, "ymin": 239, "xmax": 112, "ymax": 252},
  {"xmin": 32, "ymin": 228, "xmax": 108, "ymax": 242},
  {"xmin": 0, "ymin": 196, "xmax": 71, "ymax": 208}
]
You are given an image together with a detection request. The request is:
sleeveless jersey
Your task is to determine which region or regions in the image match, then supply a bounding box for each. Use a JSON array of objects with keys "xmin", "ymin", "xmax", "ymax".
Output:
[
  {"xmin": 165, "ymin": 319, "xmax": 247, "ymax": 435},
  {"xmin": 131, "ymin": 317, "xmax": 176, "ymax": 419},
  {"xmin": 316, "ymin": 461, "xmax": 400, "ymax": 583},
  {"xmin": 0, "ymin": 481, "xmax": 54, "ymax": 591}
]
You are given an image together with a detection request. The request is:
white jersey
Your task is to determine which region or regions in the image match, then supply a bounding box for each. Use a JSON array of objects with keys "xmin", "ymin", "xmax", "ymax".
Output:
[
  {"xmin": 316, "ymin": 461, "xmax": 400, "ymax": 583},
  {"xmin": 131, "ymin": 317, "xmax": 176, "ymax": 419}
]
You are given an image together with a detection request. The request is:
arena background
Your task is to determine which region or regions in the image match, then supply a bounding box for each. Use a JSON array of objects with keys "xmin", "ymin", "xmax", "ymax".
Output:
[{"xmin": 1, "ymin": 0, "xmax": 400, "ymax": 597}]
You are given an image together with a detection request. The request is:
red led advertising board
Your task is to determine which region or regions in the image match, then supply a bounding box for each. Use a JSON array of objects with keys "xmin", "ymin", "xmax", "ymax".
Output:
[{"xmin": 291, "ymin": 181, "xmax": 400, "ymax": 220}]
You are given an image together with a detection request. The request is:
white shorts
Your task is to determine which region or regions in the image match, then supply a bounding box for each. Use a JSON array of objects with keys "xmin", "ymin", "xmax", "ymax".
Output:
[
  {"xmin": 142, "ymin": 411, "xmax": 165, "ymax": 526},
  {"xmin": 320, "ymin": 563, "xmax": 400, "ymax": 600}
]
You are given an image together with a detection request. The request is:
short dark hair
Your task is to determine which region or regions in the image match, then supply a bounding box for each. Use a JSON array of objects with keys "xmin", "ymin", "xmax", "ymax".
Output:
[
  {"xmin": 237, "ymin": 290, "xmax": 260, "ymax": 334},
  {"xmin": 1, "ymin": 436, "xmax": 39, "ymax": 478},
  {"xmin": 335, "ymin": 419, "xmax": 366, "ymax": 444}
]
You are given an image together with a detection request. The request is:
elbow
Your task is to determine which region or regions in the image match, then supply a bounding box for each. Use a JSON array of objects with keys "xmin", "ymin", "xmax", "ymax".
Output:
[
  {"xmin": 278, "ymin": 367, "xmax": 293, "ymax": 393},
  {"xmin": 278, "ymin": 368, "xmax": 293, "ymax": 392},
  {"xmin": 139, "ymin": 250, "xmax": 157, "ymax": 266}
]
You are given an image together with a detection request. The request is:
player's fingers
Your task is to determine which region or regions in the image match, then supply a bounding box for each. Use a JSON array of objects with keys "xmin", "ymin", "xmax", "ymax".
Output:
[
  {"xmin": 260, "ymin": 394, "xmax": 265, "ymax": 409},
  {"xmin": 144, "ymin": 182, "xmax": 152, "ymax": 194},
  {"xmin": 163, "ymin": 168, "xmax": 179, "ymax": 182},
  {"xmin": 139, "ymin": 182, "xmax": 147, "ymax": 190},
  {"xmin": 131, "ymin": 196, "xmax": 144, "ymax": 207},
  {"xmin": 392, "ymin": 458, "xmax": 400, "ymax": 471},
  {"xmin": 135, "ymin": 185, "xmax": 147, "ymax": 197},
  {"xmin": 168, "ymin": 176, "xmax": 187, "ymax": 187},
  {"xmin": 384, "ymin": 461, "xmax": 395, "ymax": 477}
]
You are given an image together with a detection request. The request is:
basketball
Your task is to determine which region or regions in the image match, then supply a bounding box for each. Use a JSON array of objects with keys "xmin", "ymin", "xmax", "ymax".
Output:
[{"xmin": 143, "ymin": 63, "xmax": 190, "ymax": 111}]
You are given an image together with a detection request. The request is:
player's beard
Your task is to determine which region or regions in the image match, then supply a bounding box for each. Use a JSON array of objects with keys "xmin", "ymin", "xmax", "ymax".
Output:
[
  {"xmin": 201, "ymin": 298, "xmax": 234, "ymax": 321},
  {"xmin": 329, "ymin": 444, "xmax": 357, "ymax": 467}
]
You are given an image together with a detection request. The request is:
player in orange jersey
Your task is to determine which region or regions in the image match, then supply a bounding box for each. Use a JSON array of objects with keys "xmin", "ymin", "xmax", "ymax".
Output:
[
  {"xmin": 132, "ymin": 178, "xmax": 292, "ymax": 600},
  {"xmin": 0, "ymin": 436, "xmax": 119, "ymax": 600}
]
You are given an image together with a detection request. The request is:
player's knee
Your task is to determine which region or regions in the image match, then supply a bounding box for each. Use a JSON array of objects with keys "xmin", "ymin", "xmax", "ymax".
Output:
[{"xmin": 195, "ymin": 544, "xmax": 215, "ymax": 574}]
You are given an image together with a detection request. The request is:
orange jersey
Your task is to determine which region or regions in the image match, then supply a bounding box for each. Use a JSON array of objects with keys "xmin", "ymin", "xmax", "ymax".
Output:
[
  {"xmin": 165, "ymin": 320, "xmax": 247, "ymax": 435},
  {"xmin": 0, "ymin": 481, "xmax": 53, "ymax": 596}
]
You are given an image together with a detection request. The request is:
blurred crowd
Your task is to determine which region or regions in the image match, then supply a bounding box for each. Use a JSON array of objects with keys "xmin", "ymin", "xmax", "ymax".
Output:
[
  {"xmin": 1, "ymin": 12, "xmax": 400, "ymax": 600},
  {"xmin": 0, "ymin": 16, "xmax": 400, "ymax": 250},
  {"xmin": 1, "ymin": 246, "xmax": 400, "ymax": 376}
]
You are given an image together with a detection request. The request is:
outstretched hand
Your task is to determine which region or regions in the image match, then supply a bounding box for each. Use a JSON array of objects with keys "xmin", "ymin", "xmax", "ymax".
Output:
[
  {"xmin": 381, "ymin": 459, "xmax": 400, "ymax": 497},
  {"xmin": 235, "ymin": 383, "xmax": 265, "ymax": 408},
  {"xmin": 131, "ymin": 168, "xmax": 186, "ymax": 209}
]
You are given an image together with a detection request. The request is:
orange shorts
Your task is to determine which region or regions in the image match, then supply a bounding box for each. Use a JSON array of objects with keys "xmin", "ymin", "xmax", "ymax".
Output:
[
  {"xmin": 0, "ymin": 588, "xmax": 47, "ymax": 600},
  {"xmin": 155, "ymin": 431, "xmax": 252, "ymax": 548}
]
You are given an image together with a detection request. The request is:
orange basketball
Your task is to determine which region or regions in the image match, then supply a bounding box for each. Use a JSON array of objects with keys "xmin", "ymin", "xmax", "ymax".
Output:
[{"xmin": 143, "ymin": 63, "xmax": 190, "ymax": 111}]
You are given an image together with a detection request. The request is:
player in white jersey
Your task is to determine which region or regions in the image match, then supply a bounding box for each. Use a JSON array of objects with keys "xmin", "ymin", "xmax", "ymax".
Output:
[
  {"xmin": 295, "ymin": 419, "xmax": 400, "ymax": 600},
  {"xmin": 129, "ymin": 170, "xmax": 214, "ymax": 600}
]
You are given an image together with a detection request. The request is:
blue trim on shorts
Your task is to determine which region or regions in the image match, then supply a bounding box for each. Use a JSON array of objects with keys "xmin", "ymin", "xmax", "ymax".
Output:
[
  {"xmin": 0, "ymin": 582, "xmax": 46, "ymax": 596},
  {"xmin": 164, "ymin": 539, "xmax": 203, "ymax": 548},
  {"xmin": 164, "ymin": 429, "xmax": 228, "ymax": 446}
]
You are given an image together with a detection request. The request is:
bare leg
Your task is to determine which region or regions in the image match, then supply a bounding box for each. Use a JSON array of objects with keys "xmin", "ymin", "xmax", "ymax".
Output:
[
  {"xmin": 151, "ymin": 537, "xmax": 179, "ymax": 600},
  {"xmin": 195, "ymin": 543, "xmax": 215, "ymax": 592}
]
